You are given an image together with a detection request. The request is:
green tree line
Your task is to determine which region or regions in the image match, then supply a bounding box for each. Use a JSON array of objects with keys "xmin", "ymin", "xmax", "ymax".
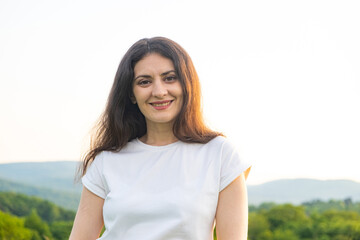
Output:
[
  {"xmin": 247, "ymin": 199, "xmax": 360, "ymax": 240},
  {"xmin": 0, "ymin": 192, "xmax": 75, "ymax": 240},
  {"xmin": 1, "ymin": 192, "xmax": 360, "ymax": 239}
]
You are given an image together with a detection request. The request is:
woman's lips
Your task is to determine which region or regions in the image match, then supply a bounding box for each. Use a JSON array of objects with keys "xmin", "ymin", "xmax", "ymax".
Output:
[{"xmin": 150, "ymin": 100, "xmax": 173, "ymax": 110}]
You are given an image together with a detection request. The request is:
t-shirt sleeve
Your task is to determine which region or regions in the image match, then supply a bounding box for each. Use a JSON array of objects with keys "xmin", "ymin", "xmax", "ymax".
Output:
[
  {"xmin": 219, "ymin": 139, "xmax": 252, "ymax": 192},
  {"xmin": 82, "ymin": 152, "xmax": 107, "ymax": 199}
]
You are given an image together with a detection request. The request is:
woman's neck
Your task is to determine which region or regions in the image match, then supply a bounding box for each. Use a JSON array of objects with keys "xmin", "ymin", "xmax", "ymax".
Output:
[{"xmin": 139, "ymin": 122, "xmax": 178, "ymax": 146}]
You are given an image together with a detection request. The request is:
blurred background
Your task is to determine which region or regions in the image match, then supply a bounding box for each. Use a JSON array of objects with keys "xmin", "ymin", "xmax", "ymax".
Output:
[
  {"xmin": 1, "ymin": 0, "xmax": 360, "ymax": 239},
  {"xmin": 1, "ymin": 0, "xmax": 359, "ymax": 184}
]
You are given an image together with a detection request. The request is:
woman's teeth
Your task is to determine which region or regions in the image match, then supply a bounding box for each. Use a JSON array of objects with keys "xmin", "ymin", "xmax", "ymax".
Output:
[{"xmin": 152, "ymin": 101, "xmax": 171, "ymax": 107}]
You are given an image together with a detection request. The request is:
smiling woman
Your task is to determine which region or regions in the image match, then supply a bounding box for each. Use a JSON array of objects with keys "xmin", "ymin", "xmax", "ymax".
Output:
[
  {"xmin": 70, "ymin": 37, "xmax": 251, "ymax": 240},
  {"xmin": 132, "ymin": 53, "xmax": 183, "ymax": 132}
]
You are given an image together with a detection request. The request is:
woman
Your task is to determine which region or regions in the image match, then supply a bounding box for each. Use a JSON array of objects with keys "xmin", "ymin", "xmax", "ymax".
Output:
[{"xmin": 70, "ymin": 37, "xmax": 251, "ymax": 240}]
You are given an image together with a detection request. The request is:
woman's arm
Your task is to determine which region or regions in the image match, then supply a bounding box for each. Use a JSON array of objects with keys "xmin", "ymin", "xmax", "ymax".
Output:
[
  {"xmin": 69, "ymin": 187, "xmax": 105, "ymax": 240},
  {"xmin": 215, "ymin": 172, "xmax": 249, "ymax": 240}
]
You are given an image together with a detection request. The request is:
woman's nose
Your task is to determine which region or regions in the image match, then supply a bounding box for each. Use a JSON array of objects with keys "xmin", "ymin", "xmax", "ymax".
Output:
[{"xmin": 152, "ymin": 80, "xmax": 167, "ymax": 98}]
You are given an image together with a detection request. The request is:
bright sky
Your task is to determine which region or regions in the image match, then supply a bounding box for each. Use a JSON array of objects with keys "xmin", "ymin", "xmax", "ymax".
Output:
[{"xmin": 0, "ymin": 0, "xmax": 359, "ymax": 185}]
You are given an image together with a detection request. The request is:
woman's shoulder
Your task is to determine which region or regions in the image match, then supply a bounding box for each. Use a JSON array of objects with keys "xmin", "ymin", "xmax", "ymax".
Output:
[
  {"xmin": 206, "ymin": 135, "xmax": 232, "ymax": 147},
  {"xmin": 180, "ymin": 136, "xmax": 234, "ymax": 154},
  {"xmin": 92, "ymin": 139, "xmax": 142, "ymax": 162},
  {"xmin": 205, "ymin": 135, "xmax": 241, "ymax": 154},
  {"xmin": 208, "ymin": 135, "xmax": 227, "ymax": 144},
  {"xmin": 96, "ymin": 139, "xmax": 139, "ymax": 156}
]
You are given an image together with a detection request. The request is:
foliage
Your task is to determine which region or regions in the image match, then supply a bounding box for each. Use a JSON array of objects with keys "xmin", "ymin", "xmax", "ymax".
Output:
[
  {"xmin": 303, "ymin": 198, "xmax": 360, "ymax": 214},
  {"xmin": 0, "ymin": 211, "xmax": 33, "ymax": 240},
  {"xmin": 248, "ymin": 199, "xmax": 360, "ymax": 240},
  {"xmin": 2, "ymin": 191, "xmax": 360, "ymax": 239},
  {"xmin": 0, "ymin": 178, "xmax": 80, "ymax": 211},
  {"xmin": 50, "ymin": 221, "xmax": 74, "ymax": 240},
  {"xmin": 0, "ymin": 192, "xmax": 75, "ymax": 240},
  {"xmin": 0, "ymin": 192, "xmax": 75, "ymax": 222},
  {"xmin": 24, "ymin": 209, "xmax": 53, "ymax": 240}
]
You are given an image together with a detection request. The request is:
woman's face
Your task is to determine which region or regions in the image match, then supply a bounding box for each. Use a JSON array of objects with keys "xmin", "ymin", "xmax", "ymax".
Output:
[{"xmin": 132, "ymin": 53, "xmax": 183, "ymax": 127}]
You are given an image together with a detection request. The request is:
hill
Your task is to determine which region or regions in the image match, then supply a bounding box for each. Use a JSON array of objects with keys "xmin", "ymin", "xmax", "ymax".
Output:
[
  {"xmin": 248, "ymin": 178, "xmax": 360, "ymax": 205},
  {"xmin": 0, "ymin": 191, "xmax": 75, "ymax": 221},
  {"xmin": 0, "ymin": 161, "xmax": 82, "ymax": 193},
  {"xmin": 0, "ymin": 178, "xmax": 80, "ymax": 210},
  {"xmin": 0, "ymin": 192, "xmax": 75, "ymax": 239},
  {"xmin": 1, "ymin": 161, "xmax": 360, "ymax": 206}
]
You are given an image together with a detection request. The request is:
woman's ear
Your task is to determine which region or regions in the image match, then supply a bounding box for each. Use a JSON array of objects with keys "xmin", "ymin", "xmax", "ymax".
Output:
[{"xmin": 130, "ymin": 95, "xmax": 136, "ymax": 104}]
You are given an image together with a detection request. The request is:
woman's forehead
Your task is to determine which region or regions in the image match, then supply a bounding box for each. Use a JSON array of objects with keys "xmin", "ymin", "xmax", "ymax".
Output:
[{"xmin": 134, "ymin": 53, "xmax": 175, "ymax": 75}]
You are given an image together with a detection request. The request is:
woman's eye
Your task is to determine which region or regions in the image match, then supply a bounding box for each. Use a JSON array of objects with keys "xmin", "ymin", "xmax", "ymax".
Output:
[
  {"xmin": 138, "ymin": 80, "xmax": 151, "ymax": 85},
  {"xmin": 165, "ymin": 76, "xmax": 177, "ymax": 82}
]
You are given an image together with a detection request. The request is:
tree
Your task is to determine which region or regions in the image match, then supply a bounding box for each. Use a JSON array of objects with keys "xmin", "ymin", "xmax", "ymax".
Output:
[
  {"xmin": 50, "ymin": 221, "xmax": 73, "ymax": 240},
  {"xmin": 265, "ymin": 204, "xmax": 309, "ymax": 230},
  {"xmin": 248, "ymin": 212, "xmax": 273, "ymax": 240},
  {"xmin": 0, "ymin": 192, "xmax": 75, "ymax": 222},
  {"xmin": 0, "ymin": 210, "xmax": 32, "ymax": 240},
  {"xmin": 273, "ymin": 229, "xmax": 299, "ymax": 240},
  {"xmin": 24, "ymin": 209, "xmax": 53, "ymax": 240}
]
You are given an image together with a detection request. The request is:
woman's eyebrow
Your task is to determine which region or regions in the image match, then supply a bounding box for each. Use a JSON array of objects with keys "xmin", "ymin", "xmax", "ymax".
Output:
[
  {"xmin": 160, "ymin": 70, "xmax": 176, "ymax": 76},
  {"xmin": 134, "ymin": 74, "xmax": 151, "ymax": 81},
  {"xmin": 134, "ymin": 70, "xmax": 176, "ymax": 81}
]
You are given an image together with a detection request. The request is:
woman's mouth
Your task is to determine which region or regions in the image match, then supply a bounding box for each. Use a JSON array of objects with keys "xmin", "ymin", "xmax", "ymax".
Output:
[{"xmin": 150, "ymin": 100, "xmax": 173, "ymax": 110}]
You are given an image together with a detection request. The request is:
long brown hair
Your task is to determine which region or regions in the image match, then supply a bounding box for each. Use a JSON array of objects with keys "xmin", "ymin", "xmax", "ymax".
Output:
[{"xmin": 80, "ymin": 37, "xmax": 222, "ymax": 176}]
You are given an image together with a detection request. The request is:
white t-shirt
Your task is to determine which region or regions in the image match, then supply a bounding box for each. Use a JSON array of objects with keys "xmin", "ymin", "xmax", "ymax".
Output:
[{"xmin": 82, "ymin": 136, "xmax": 251, "ymax": 240}]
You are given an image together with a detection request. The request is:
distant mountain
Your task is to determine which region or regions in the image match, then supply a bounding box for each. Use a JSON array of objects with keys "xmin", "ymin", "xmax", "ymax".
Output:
[
  {"xmin": 248, "ymin": 178, "xmax": 360, "ymax": 205},
  {"xmin": 0, "ymin": 161, "xmax": 82, "ymax": 193},
  {"xmin": 0, "ymin": 161, "xmax": 82, "ymax": 210},
  {"xmin": 0, "ymin": 177, "xmax": 80, "ymax": 210},
  {"xmin": 1, "ymin": 162, "xmax": 360, "ymax": 207}
]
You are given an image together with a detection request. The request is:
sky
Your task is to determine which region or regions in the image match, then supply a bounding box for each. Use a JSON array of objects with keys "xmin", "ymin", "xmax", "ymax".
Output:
[{"xmin": 0, "ymin": 0, "xmax": 359, "ymax": 185}]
